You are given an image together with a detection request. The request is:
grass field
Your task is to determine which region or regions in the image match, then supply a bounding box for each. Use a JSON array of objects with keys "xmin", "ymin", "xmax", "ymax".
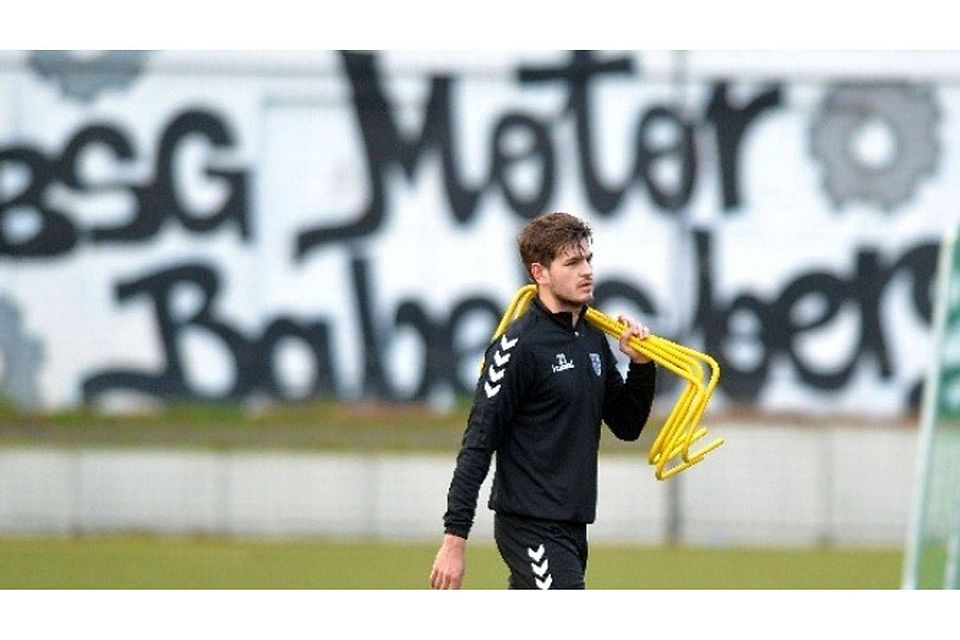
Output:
[
  {"xmin": 0, "ymin": 536, "xmax": 903, "ymax": 589},
  {"xmin": 0, "ymin": 399, "xmax": 912, "ymax": 590}
]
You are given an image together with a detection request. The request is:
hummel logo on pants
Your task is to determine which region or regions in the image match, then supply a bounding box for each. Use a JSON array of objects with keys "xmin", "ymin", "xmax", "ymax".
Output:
[
  {"xmin": 527, "ymin": 544, "xmax": 552, "ymax": 589},
  {"xmin": 493, "ymin": 512, "xmax": 589, "ymax": 590}
]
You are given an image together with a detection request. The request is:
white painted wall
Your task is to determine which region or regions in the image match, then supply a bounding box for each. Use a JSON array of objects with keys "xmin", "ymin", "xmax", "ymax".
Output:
[
  {"xmin": 1, "ymin": 50, "xmax": 956, "ymax": 418},
  {"xmin": 0, "ymin": 422, "xmax": 918, "ymax": 547}
]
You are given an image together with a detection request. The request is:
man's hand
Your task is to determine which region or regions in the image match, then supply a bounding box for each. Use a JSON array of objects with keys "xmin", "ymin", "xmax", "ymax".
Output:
[
  {"xmin": 617, "ymin": 314, "xmax": 652, "ymax": 364},
  {"xmin": 430, "ymin": 533, "xmax": 467, "ymax": 589}
]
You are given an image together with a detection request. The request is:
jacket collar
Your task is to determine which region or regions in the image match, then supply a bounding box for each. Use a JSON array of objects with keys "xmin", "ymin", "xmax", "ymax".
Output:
[{"xmin": 531, "ymin": 295, "xmax": 586, "ymax": 332}]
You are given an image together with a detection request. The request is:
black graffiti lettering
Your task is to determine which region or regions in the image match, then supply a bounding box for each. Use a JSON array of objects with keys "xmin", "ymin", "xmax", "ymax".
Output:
[
  {"xmin": 294, "ymin": 52, "xmax": 782, "ymax": 261},
  {"xmin": 296, "ymin": 52, "xmax": 483, "ymax": 258},
  {"xmin": 350, "ymin": 254, "xmax": 394, "ymax": 399},
  {"xmin": 54, "ymin": 123, "xmax": 163, "ymax": 242},
  {"xmin": 1, "ymin": 108, "xmax": 249, "ymax": 258},
  {"xmin": 694, "ymin": 229, "xmax": 939, "ymax": 404},
  {"xmin": 448, "ymin": 298, "xmax": 503, "ymax": 394},
  {"xmin": 693, "ymin": 228, "xmax": 721, "ymax": 353},
  {"xmin": 593, "ymin": 279, "xmax": 658, "ymax": 317},
  {"xmin": 81, "ymin": 255, "xmax": 505, "ymax": 404},
  {"xmin": 519, "ymin": 51, "xmax": 635, "ymax": 215},
  {"xmin": 0, "ymin": 147, "xmax": 78, "ymax": 256},
  {"xmin": 392, "ymin": 301, "xmax": 445, "ymax": 400},
  {"xmin": 83, "ymin": 263, "xmax": 339, "ymax": 403},
  {"xmin": 778, "ymin": 245, "xmax": 935, "ymax": 394},
  {"xmin": 713, "ymin": 294, "xmax": 773, "ymax": 400},
  {"xmin": 385, "ymin": 277, "xmax": 664, "ymax": 401},
  {"xmin": 706, "ymin": 83, "xmax": 783, "ymax": 210},
  {"xmin": 849, "ymin": 251, "xmax": 892, "ymax": 378},
  {"xmin": 490, "ymin": 113, "xmax": 555, "ymax": 220},
  {"xmin": 885, "ymin": 242, "xmax": 939, "ymax": 411},
  {"xmin": 351, "ymin": 252, "xmax": 502, "ymax": 401},
  {"xmin": 348, "ymin": 250, "xmax": 668, "ymax": 401},
  {"xmin": 774, "ymin": 272, "xmax": 855, "ymax": 389},
  {"xmin": 393, "ymin": 296, "xmax": 501, "ymax": 399},
  {"xmin": 57, "ymin": 124, "xmax": 133, "ymax": 190},
  {"xmin": 695, "ymin": 229, "xmax": 814, "ymax": 400},
  {"xmin": 260, "ymin": 319, "xmax": 338, "ymax": 400},
  {"xmin": 890, "ymin": 242, "xmax": 938, "ymax": 323},
  {"xmin": 591, "ymin": 278, "xmax": 675, "ymax": 391},
  {"xmin": 80, "ymin": 226, "xmax": 939, "ymax": 408},
  {"xmin": 634, "ymin": 107, "xmax": 697, "ymax": 212},
  {"xmin": 155, "ymin": 110, "xmax": 249, "ymax": 238},
  {"xmin": 83, "ymin": 264, "xmax": 250, "ymax": 401}
]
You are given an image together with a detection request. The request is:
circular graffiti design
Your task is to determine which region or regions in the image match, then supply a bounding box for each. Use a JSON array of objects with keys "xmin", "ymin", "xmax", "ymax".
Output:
[
  {"xmin": 28, "ymin": 50, "xmax": 151, "ymax": 103},
  {"xmin": 810, "ymin": 83, "xmax": 940, "ymax": 211}
]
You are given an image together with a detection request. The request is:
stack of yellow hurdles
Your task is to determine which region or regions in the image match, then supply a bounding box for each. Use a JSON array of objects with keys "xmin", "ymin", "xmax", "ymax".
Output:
[{"xmin": 486, "ymin": 285, "xmax": 724, "ymax": 480}]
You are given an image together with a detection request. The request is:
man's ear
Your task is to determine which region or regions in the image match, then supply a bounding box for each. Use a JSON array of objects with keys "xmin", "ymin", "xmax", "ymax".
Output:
[{"xmin": 531, "ymin": 262, "xmax": 548, "ymax": 285}]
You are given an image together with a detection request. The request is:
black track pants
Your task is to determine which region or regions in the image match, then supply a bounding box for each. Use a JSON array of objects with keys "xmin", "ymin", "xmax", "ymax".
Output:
[{"xmin": 493, "ymin": 512, "xmax": 588, "ymax": 590}]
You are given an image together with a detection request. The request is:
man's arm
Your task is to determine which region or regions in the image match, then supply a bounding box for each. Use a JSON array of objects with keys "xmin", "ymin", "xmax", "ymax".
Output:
[
  {"xmin": 430, "ymin": 331, "xmax": 529, "ymax": 589},
  {"xmin": 602, "ymin": 315, "xmax": 656, "ymax": 441},
  {"xmin": 441, "ymin": 399, "xmax": 500, "ymax": 540}
]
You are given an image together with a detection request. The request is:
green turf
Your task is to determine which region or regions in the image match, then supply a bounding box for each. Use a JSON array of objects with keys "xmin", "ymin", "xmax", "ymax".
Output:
[
  {"xmin": 0, "ymin": 400, "xmax": 909, "ymax": 590},
  {"xmin": 0, "ymin": 536, "xmax": 903, "ymax": 589}
]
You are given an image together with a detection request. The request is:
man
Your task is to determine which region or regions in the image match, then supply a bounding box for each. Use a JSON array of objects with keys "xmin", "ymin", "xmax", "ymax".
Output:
[{"xmin": 429, "ymin": 211, "xmax": 657, "ymax": 590}]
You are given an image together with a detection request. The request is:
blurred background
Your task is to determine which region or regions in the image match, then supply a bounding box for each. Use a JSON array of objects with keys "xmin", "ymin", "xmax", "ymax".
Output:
[{"xmin": 0, "ymin": 49, "xmax": 956, "ymax": 588}]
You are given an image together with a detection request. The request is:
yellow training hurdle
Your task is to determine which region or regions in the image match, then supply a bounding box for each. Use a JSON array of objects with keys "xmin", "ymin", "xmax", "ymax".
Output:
[{"xmin": 486, "ymin": 284, "xmax": 724, "ymax": 480}]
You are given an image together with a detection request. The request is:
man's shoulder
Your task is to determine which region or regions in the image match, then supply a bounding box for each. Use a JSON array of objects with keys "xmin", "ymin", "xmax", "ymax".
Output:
[
  {"xmin": 481, "ymin": 309, "xmax": 548, "ymax": 362},
  {"xmin": 581, "ymin": 314, "xmax": 615, "ymax": 353},
  {"xmin": 488, "ymin": 311, "xmax": 539, "ymax": 354},
  {"xmin": 510, "ymin": 307, "xmax": 542, "ymax": 333}
]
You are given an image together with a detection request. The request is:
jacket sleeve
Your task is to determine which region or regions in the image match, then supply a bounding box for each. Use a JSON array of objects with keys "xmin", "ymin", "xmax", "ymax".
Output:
[
  {"xmin": 442, "ymin": 332, "xmax": 530, "ymax": 539},
  {"xmin": 601, "ymin": 338, "xmax": 657, "ymax": 441}
]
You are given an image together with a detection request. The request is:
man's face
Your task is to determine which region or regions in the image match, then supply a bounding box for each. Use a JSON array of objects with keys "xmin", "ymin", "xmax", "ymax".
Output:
[{"xmin": 536, "ymin": 240, "xmax": 594, "ymax": 310}]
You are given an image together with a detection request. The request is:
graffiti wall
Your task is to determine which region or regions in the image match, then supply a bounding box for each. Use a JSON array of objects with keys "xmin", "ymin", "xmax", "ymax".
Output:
[{"xmin": 0, "ymin": 50, "xmax": 956, "ymax": 416}]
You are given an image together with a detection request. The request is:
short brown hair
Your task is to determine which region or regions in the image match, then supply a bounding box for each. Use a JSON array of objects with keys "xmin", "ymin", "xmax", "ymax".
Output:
[{"xmin": 516, "ymin": 212, "xmax": 593, "ymax": 280}]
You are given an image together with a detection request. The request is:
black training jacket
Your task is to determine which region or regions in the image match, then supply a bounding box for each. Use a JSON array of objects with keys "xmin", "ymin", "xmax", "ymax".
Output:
[{"xmin": 443, "ymin": 297, "xmax": 657, "ymax": 539}]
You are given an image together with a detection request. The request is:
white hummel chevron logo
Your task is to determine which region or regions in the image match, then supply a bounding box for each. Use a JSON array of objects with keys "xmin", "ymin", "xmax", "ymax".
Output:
[
  {"xmin": 527, "ymin": 544, "xmax": 545, "ymax": 562},
  {"xmin": 531, "ymin": 558, "xmax": 550, "ymax": 577},
  {"xmin": 527, "ymin": 544, "xmax": 553, "ymax": 590},
  {"xmin": 482, "ymin": 336, "xmax": 517, "ymax": 400}
]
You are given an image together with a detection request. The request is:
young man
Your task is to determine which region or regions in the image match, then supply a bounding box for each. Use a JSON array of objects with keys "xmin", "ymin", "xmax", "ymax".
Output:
[{"xmin": 429, "ymin": 211, "xmax": 657, "ymax": 590}]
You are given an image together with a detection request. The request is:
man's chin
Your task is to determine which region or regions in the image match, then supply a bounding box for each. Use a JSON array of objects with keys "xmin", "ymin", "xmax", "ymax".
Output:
[{"xmin": 557, "ymin": 292, "xmax": 592, "ymax": 309}]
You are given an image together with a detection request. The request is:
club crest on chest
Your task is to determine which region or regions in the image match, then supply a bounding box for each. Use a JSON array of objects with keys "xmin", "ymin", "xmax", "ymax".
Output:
[{"xmin": 589, "ymin": 352, "xmax": 602, "ymax": 377}]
